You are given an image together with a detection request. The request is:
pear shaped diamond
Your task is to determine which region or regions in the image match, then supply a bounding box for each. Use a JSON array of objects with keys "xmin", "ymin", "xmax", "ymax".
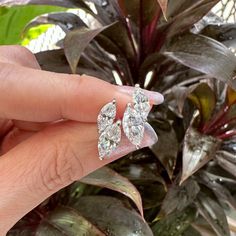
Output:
[
  {"xmin": 97, "ymin": 100, "xmax": 116, "ymax": 134},
  {"xmin": 122, "ymin": 104, "xmax": 145, "ymax": 147},
  {"xmin": 133, "ymin": 84, "xmax": 151, "ymax": 119},
  {"xmin": 98, "ymin": 120, "xmax": 121, "ymax": 160}
]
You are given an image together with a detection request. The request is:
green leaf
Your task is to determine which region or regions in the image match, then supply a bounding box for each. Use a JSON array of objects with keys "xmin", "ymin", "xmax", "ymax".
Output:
[
  {"xmin": 164, "ymin": 33, "xmax": 236, "ymax": 90},
  {"xmin": 195, "ymin": 192, "xmax": 230, "ymax": 236},
  {"xmin": 1, "ymin": 0, "xmax": 90, "ymax": 9},
  {"xmin": 150, "ymin": 119, "xmax": 179, "ymax": 178},
  {"xmin": 80, "ymin": 166, "xmax": 143, "ymax": 216},
  {"xmin": 181, "ymin": 127, "xmax": 221, "ymax": 183},
  {"xmin": 188, "ymin": 83, "xmax": 216, "ymax": 123},
  {"xmin": 181, "ymin": 226, "xmax": 201, "ymax": 236},
  {"xmin": 215, "ymin": 150, "xmax": 236, "ymax": 178},
  {"xmin": 36, "ymin": 206, "xmax": 105, "ymax": 235},
  {"xmin": 226, "ymin": 86, "xmax": 236, "ymax": 106},
  {"xmin": 0, "ymin": 5, "xmax": 65, "ymax": 44},
  {"xmin": 160, "ymin": 179, "xmax": 200, "ymax": 217},
  {"xmin": 71, "ymin": 196, "xmax": 154, "ymax": 236},
  {"xmin": 152, "ymin": 207, "xmax": 196, "ymax": 236},
  {"xmin": 64, "ymin": 25, "xmax": 112, "ymax": 74},
  {"xmin": 23, "ymin": 12, "xmax": 87, "ymax": 34}
]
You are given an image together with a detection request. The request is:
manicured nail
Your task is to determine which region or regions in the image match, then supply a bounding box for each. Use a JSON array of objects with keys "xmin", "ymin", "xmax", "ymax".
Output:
[
  {"xmin": 118, "ymin": 85, "xmax": 164, "ymax": 105},
  {"xmin": 110, "ymin": 123, "xmax": 158, "ymax": 159}
]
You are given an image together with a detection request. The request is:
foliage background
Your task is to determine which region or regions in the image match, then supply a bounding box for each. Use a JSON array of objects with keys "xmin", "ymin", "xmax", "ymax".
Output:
[{"xmin": 1, "ymin": 1, "xmax": 236, "ymax": 236}]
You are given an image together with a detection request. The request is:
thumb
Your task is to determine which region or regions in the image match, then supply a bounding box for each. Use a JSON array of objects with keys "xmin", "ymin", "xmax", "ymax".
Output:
[{"xmin": 0, "ymin": 121, "xmax": 157, "ymax": 234}]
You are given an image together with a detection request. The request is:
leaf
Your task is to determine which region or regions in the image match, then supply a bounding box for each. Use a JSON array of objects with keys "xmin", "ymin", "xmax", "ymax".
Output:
[
  {"xmin": 156, "ymin": 0, "xmax": 168, "ymax": 20},
  {"xmin": 182, "ymin": 226, "xmax": 202, "ymax": 236},
  {"xmin": 24, "ymin": 12, "xmax": 87, "ymax": 34},
  {"xmin": 197, "ymin": 170, "xmax": 236, "ymax": 210},
  {"xmin": 195, "ymin": 192, "xmax": 230, "ymax": 236},
  {"xmin": 150, "ymin": 119, "xmax": 179, "ymax": 178},
  {"xmin": 215, "ymin": 150, "xmax": 236, "ymax": 178},
  {"xmin": 152, "ymin": 207, "xmax": 196, "ymax": 236},
  {"xmin": 0, "ymin": 5, "xmax": 65, "ymax": 44},
  {"xmin": 36, "ymin": 206, "xmax": 105, "ymax": 235},
  {"xmin": 227, "ymin": 86, "xmax": 236, "ymax": 106},
  {"xmin": 118, "ymin": 0, "xmax": 159, "ymax": 26},
  {"xmin": 64, "ymin": 25, "xmax": 112, "ymax": 74},
  {"xmin": 164, "ymin": 0, "xmax": 220, "ymax": 38},
  {"xmin": 71, "ymin": 196, "xmax": 154, "ymax": 236},
  {"xmin": 160, "ymin": 179, "xmax": 200, "ymax": 217},
  {"xmin": 80, "ymin": 166, "xmax": 143, "ymax": 216},
  {"xmin": 1, "ymin": 0, "xmax": 90, "ymax": 9},
  {"xmin": 188, "ymin": 83, "xmax": 216, "ymax": 123},
  {"xmin": 181, "ymin": 127, "xmax": 221, "ymax": 183},
  {"xmin": 164, "ymin": 33, "xmax": 236, "ymax": 90},
  {"xmin": 200, "ymin": 23, "xmax": 236, "ymax": 50}
]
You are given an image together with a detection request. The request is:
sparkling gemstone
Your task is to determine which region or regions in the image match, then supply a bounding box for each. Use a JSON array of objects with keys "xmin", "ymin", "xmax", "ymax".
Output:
[
  {"xmin": 133, "ymin": 85, "xmax": 151, "ymax": 119},
  {"xmin": 97, "ymin": 100, "xmax": 116, "ymax": 134},
  {"xmin": 98, "ymin": 121, "xmax": 121, "ymax": 159},
  {"xmin": 122, "ymin": 105, "xmax": 145, "ymax": 146}
]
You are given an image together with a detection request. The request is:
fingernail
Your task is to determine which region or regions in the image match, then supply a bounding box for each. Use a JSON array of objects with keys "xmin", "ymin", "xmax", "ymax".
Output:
[
  {"xmin": 110, "ymin": 123, "xmax": 158, "ymax": 159},
  {"xmin": 118, "ymin": 85, "xmax": 164, "ymax": 105}
]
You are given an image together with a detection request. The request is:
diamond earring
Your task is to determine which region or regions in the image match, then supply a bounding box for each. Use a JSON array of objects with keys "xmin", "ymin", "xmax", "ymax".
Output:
[
  {"xmin": 97, "ymin": 99, "xmax": 121, "ymax": 160},
  {"xmin": 122, "ymin": 84, "xmax": 151, "ymax": 149}
]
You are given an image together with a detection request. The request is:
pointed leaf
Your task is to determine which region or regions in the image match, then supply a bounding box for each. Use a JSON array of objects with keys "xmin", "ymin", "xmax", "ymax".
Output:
[
  {"xmin": 215, "ymin": 150, "xmax": 236, "ymax": 178},
  {"xmin": 80, "ymin": 166, "xmax": 143, "ymax": 216},
  {"xmin": 1, "ymin": 0, "xmax": 90, "ymax": 9},
  {"xmin": 197, "ymin": 170, "xmax": 236, "ymax": 210},
  {"xmin": 164, "ymin": 33, "xmax": 236, "ymax": 90},
  {"xmin": 71, "ymin": 196, "xmax": 153, "ymax": 236},
  {"xmin": 156, "ymin": 0, "xmax": 168, "ymax": 20},
  {"xmin": 160, "ymin": 179, "xmax": 200, "ymax": 217},
  {"xmin": 24, "ymin": 12, "xmax": 86, "ymax": 34},
  {"xmin": 36, "ymin": 206, "xmax": 105, "ymax": 236},
  {"xmin": 164, "ymin": 0, "xmax": 220, "ymax": 38},
  {"xmin": 181, "ymin": 127, "xmax": 221, "ymax": 183},
  {"xmin": 188, "ymin": 83, "xmax": 216, "ymax": 123},
  {"xmin": 150, "ymin": 119, "xmax": 179, "ymax": 178},
  {"xmin": 152, "ymin": 207, "xmax": 196, "ymax": 236},
  {"xmin": 64, "ymin": 25, "xmax": 112, "ymax": 74},
  {"xmin": 195, "ymin": 193, "xmax": 230, "ymax": 236}
]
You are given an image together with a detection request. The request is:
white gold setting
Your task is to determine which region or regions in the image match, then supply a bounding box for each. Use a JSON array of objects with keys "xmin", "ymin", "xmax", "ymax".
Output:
[
  {"xmin": 97, "ymin": 99, "xmax": 121, "ymax": 160},
  {"xmin": 122, "ymin": 84, "xmax": 151, "ymax": 148}
]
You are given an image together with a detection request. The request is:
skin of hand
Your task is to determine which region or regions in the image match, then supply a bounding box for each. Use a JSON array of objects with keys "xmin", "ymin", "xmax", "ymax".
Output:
[{"xmin": 0, "ymin": 45, "xmax": 164, "ymax": 235}]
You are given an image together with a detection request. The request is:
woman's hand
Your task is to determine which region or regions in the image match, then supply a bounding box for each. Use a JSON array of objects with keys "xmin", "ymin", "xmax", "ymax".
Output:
[{"xmin": 0, "ymin": 45, "xmax": 163, "ymax": 235}]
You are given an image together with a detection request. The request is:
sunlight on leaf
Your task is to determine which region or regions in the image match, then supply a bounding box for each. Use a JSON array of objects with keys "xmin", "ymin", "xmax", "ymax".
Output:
[
  {"xmin": 181, "ymin": 127, "xmax": 221, "ymax": 184},
  {"xmin": 165, "ymin": 33, "xmax": 236, "ymax": 89},
  {"xmin": 188, "ymin": 83, "xmax": 216, "ymax": 123},
  {"xmin": 80, "ymin": 166, "xmax": 143, "ymax": 216},
  {"xmin": 71, "ymin": 196, "xmax": 153, "ymax": 236},
  {"xmin": 36, "ymin": 206, "xmax": 105, "ymax": 236}
]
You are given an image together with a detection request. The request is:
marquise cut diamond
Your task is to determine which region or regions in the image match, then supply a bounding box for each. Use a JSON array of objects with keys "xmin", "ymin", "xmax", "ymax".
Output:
[
  {"xmin": 133, "ymin": 84, "xmax": 151, "ymax": 119},
  {"xmin": 97, "ymin": 100, "xmax": 116, "ymax": 134},
  {"xmin": 98, "ymin": 121, "xmax": 121, "ymax": 160},
  {"xmin": 122, "ymin": 105, "xmax": 145, "ymax": 146}
]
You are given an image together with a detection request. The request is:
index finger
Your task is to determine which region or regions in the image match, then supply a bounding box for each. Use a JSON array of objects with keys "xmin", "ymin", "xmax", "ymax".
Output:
[{"xmin": 0, "ymin": 62, "xmax": 164, "ymax": 122}]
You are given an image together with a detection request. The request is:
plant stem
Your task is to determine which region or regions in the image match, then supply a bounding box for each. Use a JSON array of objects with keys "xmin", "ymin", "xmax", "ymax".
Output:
[{"xmin": 217, "ymin": 130, "xmax": 236, "ymax": 140}]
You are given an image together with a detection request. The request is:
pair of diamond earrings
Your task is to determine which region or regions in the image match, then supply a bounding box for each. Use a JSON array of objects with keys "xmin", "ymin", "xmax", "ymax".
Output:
[{"xmin": 97, "ymin": 84, "xmax": 151, "ymax": 160}]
